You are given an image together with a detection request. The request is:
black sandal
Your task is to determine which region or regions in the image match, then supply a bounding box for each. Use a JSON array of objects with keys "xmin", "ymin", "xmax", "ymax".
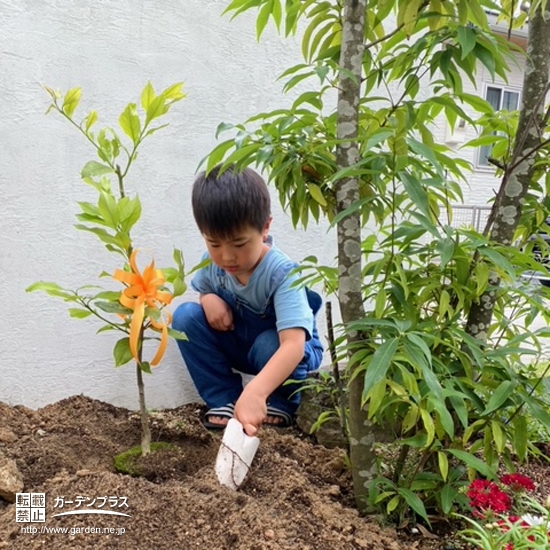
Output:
[
  {"xmin": 202, "ymin": 403, "xmax": 235, "ymax": 430},
  {"xmin": 263, "ymin": 406, "xmax": 294, "ymax": 428}
]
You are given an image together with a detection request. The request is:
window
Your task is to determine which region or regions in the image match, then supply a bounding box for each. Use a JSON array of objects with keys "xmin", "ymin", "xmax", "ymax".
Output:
[{"xmin": 478, "ymin": 85, "xmax": 521, "ymax": 167}]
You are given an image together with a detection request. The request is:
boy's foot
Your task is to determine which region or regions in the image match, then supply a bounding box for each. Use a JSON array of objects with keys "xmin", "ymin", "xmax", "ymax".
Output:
[
  {"xmin": 203, "ymin": 404, "xmax": 294, "ymax": 429},
  {"xmin": 263, "ymin": 406, "xmax": 294, "ymax": 428},
  {"xmin": 202, "ymin": 404, "xmax": 235, "ymax": 430}
]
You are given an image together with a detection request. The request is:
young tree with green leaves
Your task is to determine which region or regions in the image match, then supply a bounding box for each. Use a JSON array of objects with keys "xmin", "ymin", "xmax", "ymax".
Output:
[
  {"xmin": 28, "ymin": 83, "xmax": 187, "ymax": 456},
  {"xmin": 208, "ymin": 0, "xmax": 550, "ymax": 522}
]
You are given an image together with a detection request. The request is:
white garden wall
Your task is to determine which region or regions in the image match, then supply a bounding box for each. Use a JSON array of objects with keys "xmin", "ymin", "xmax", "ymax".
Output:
[
  {"xmin": 1, "ymin": 2, "xmax": 532, "ymax": 412},
  {"xmin": 0, "ymin": 0, "xmax": 337, "ymax": 410}
]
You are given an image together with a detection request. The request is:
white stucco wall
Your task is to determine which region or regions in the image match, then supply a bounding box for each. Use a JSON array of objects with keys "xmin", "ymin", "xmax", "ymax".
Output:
[{"xmin": 1, "ymin": 0, "xmax": 337, "ymax": 410}]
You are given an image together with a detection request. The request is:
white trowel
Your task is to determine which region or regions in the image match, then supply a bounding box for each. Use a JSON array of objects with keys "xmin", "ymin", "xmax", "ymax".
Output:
[{"xmin": 215, "ymin": 418, "xmax": 260, "ymax": 490}]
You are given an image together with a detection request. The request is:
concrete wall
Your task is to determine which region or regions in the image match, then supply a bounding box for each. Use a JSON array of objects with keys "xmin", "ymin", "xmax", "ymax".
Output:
[{"xmin": 1, "ymin": 0, "xmax": 336, "ymax": 410}]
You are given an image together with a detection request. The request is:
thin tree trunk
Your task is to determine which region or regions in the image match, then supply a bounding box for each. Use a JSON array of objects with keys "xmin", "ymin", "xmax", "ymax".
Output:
[
  {"xmin": 466, "ymin": 5, "xmax": 550, "ymax": 340},
  {"xmin": 136, "ymin": 340, "xmax": 151, "ymax": 455},
  {"xmin": 334, "ymin": 0, "xmax": 373, "ymax": 511}
]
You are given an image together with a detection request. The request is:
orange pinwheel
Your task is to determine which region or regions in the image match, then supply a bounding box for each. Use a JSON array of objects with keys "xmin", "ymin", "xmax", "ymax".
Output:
[{"xmin": 113, "ymin": 249, "xmax": 173, "ymax": 366}]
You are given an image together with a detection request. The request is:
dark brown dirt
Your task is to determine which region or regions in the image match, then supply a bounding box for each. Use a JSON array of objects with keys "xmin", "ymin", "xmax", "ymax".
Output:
[{"xmin": 0, "ymin": 395, "xmax": 548, "ymax": 550}]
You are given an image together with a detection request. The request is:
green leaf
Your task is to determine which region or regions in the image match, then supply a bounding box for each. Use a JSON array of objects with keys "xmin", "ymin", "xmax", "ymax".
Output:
[
  {"xmin": 491, "ymin": 420, "xmax": 506, "ymax": 454},
  {"xmin": 408, "ymin": 138, "xmax": 443, "ymax": 177},
  {"xmin": 85, "ymin": 110, "xmax": 98, "ymax": 133},
  {"xmin": 473, "ymin": 43, "xmax": 495, "ymax": 78},
  {"xmin": 404, "ymin": 340, "xmax": 442, "ymax": 400},
  {"xmin": 430, "ymin": 396, "xmax": 454, "ymax": 438},
  {"xmin": 400, "ymin": 172, "xmax": 431, "ymax": 219},
  {"xmin": 113, "ymin": 337, "xmax": 134, "ymax": 367},
  {"xmin": 145, "ymin": 95, "xmax": 166, "ymax": 124},
  {"xmin": 206, "ymin": 140, "xmax": 236, "ymax": 173},
  {"xmin": 26, "ymin": 281, "xmax": 75, "ymax": 300},
  {"xmin": 94, "ymin": 291, "xmax": 122, "ymax": 301},
  {"xmin": 448, "ymin": 395, "xmax": 469, "ymax": 429},
  {"xmin": 374, "ymin": 287, "xmax": 386, "ymax": 318},
  {"xmin": 67, "ymin": 308, "xmax": 93, "ymax": 319},
  {"xmin": 81, "ymin": 161, "xmax": 113, "ymax": 178},
  {"xmin": 524, "ymin": 399, "xmax": 550, "ymax": 428},
  {"xmin": 478, "ymin": 248, "xmax": 515, "ymax": 278},
  {"xmin": 62, "ymin": 87, "xmax": 81, "ymax": 117},
  {"xmin": 118, "ymin": 103, "xmax": 141, "ymax": 145},
  {"xmin": 96, "ymin": 324, "xmax": 118, "ymax": 334},
  {"xmin": 456, "ymin": 26, "xmax": 477, "ymax": 59},
  {"xmin": 386, "ymin": 495, "xmax": 400, "ymax": 513},
  {"xmin": 468, "ymin": 1, "xmax": 488, "ymax": 28},
  {"xmin": 168, "ymin": 327, "xmax": 187, "ymax": 341},
  {"xmin": 307, "ymin": 183, "xmax": 327, "ymax": 206},
  {"xmin": 447, "ymin": 449, "xmax": 496, "ymax": 479},
  {"xmin": 437, "ymin": 237, "xmax": 455, "ymax": 268},
  {"xmin": 399, "ymin": 433, "xmax": 427, "ymax": 448},
  {"xmin": 397, "ymin": 487, "xmax": 431, "ymax": 526},
  {"xmin": 223, "ymin": 142, "xmax": 262, "ymax": 167},
  {"xmin": 440, "ymin": 484, "xmax": 456, "ymax": 515},
  {"xmin": 161, "ymin": 82, "xmax": 185, "ymax": 101},
  {"xmin": 512, "ymin": 415, "xmax": 527, "ymax": 461},
  {"xmin": 420, "ymin": 409, "xmax": 435, "ymax": 446},
  {"xmin": 172, "ymin": 277, "xmax": 187, "ymax": 297},
  {"xmin": 363, "ymin": 338, "xmax": 399, "ymax": 396},
  {"xmin": 141, "ymin": 82, "xmax": 156, "ymax": 111},
  {"xmin": 119, "ymin": 195, "xmax": 142, "ymax": 232},
  {"xmin": 460, "ymin": 93, "xmax": 493, "ymax": 114},
  {"xmin": 364, "ymin": 129, "xmax": 394, "ymax": 152},
  {"xmin": 482, "ymin": 380, "xmax": 514, "ymax": 415},
  {"xmin": 97, "ymin": 190, "xmax": 119, "ymax": 228},
  {"xmin": 438, "ymin": 451, "xmax": 449, "ymax": 481},
  {"xmin": 463, "ymin": 135, "xmax": 506, "ymax": 148},
  {"xmin": 215, "ymin": 121, "xmax": 236, "ymax": 138},
  {"xmin": 139, "ymin": 361, "xmax": 152, "ymax": 374},
  {"xmin": 256, "ymin": 0, "xmax": 273, "ymax": 40},
  {"xmin": 95, "ymin": 300, "xmax": 130, "ymax": 315},
  {"xmin": 173, "ymin": 247, "xmax": 185, "ymax": 271},
  {"xmin": 366, "ymin": 379, "xmax": 386, "ymax": 417}
]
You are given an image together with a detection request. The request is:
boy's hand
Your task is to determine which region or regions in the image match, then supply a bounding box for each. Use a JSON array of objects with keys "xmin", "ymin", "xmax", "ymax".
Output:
[
  {"xmin": 200, "ymin": 294, "xmax": 234, "ymax": 331},
  {"xmin": 234, "ymin": 392, "xmax": 267, "ymax": 436}
]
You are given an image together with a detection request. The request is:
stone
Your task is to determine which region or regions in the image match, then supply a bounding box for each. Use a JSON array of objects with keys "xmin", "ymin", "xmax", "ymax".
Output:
[
  {"xmin": 0, "ymin": 451, "xmax": 24, "ymax": 502},
  {"xmin": 296, "ymin": 371, "xmax": 348, "ymax": 449},
  {"xmin": 0, "ymin": 427, "xmax": 17, "ymax": 443},
  {"xmin": 296, "ymin": 372, "xmax": 399, "ymax": 448}
]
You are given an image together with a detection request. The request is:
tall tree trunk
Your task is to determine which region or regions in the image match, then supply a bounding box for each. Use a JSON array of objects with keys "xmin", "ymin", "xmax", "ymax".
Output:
[
  {"xmin": 466, "ymin": 5, "xmax": 550, "ymax": 341},
  {"xmin": 334, "ymin": 0, "xmax": 373, "ymax": 511}
]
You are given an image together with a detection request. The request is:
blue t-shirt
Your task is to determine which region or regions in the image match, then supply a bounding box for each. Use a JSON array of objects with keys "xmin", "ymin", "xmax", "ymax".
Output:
[{"xmin": 191, "ymin": 241, "xmax": 315, "ymax": 339}]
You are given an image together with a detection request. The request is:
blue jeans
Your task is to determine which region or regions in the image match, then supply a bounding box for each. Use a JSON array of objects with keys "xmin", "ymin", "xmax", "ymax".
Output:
[{"xmin": 172, "ymin": 290, "xmax": 323, "ymax": 415}]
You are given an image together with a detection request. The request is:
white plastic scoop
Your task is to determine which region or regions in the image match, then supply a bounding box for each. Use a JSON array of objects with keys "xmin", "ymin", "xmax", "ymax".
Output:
[{"xmin": 215, "ymin": 418, "xmax": 260, "ymax": 490}]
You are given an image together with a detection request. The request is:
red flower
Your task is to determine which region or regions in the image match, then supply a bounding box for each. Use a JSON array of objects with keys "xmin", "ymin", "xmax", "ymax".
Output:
[
  {"xmin": 500, "ymin": 474, "xmax": 535, "ymax": 493},
  {"xmin": 467, "ymin": 480, "xmax": 511, "ymax": 515}
]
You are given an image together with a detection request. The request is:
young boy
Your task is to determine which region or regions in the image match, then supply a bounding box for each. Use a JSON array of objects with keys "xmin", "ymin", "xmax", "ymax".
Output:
[{"xmin": 172, "ymin": 165, "xmax": 324, "ymax": 436}]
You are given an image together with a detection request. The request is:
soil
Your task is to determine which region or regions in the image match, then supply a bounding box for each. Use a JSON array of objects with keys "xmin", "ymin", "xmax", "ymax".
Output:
[{"xmin": 0, "ymin": 395, "xmax": 548, "ymax": 550}]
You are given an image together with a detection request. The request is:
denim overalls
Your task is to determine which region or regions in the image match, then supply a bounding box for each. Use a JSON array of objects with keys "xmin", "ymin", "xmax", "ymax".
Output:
[{"xmin": 172, "ymin": 260, "xmax": 324, "ymax": 415}]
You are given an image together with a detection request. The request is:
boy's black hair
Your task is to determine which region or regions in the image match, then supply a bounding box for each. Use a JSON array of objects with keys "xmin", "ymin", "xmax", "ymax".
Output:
[{"xmin": 192, "ymin": 165, "xmax": 271, "ymax": 238}]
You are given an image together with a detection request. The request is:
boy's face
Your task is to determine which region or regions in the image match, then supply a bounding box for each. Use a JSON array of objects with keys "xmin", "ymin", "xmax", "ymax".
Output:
[{"xmin": 203, "ymin": 219, "xmax": 272, "ymax": 284}]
